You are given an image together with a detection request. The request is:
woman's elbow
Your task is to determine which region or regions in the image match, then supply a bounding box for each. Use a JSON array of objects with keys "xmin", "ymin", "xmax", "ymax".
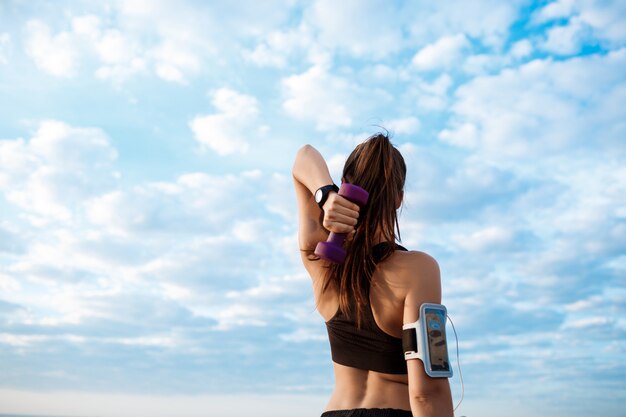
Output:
[
  {"xmin": 410, "ymin": 389, "xmax": 439, "ymax": 404},
  {"xmin": 295, "ymin": 144, "xmax": 314, "ymax": 160},
  {"xmin": 292, "ymin": 144, "xmax": 314, "ymax": 176},
  {"xmin": 409, "ymin": 381, "xmax": 453, "ymax": 416}
]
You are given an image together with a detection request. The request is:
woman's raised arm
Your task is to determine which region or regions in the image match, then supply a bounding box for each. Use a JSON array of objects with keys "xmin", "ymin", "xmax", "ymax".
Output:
[{"xmin": 292, "ymin": 144, "xmax": 360, "ymax": 253}]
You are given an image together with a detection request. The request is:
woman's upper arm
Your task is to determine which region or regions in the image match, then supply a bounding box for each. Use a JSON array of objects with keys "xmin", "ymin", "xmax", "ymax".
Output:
[
  {"xmin": 292, "ymin": 144, "xmax": 333, "ymax": 253},
  {"xmin": 402, "ymin": 252, "xmax": 447, "ymax": 398},
  {"xmin": 293, "ymin": 175, "xmax": 328, "ymax": 253}
]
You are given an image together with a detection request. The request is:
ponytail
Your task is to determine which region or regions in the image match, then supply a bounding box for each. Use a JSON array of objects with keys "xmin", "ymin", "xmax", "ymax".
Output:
[{"xmin": 321, "ymin": 132, "xmax": 406, "ymax": 329}]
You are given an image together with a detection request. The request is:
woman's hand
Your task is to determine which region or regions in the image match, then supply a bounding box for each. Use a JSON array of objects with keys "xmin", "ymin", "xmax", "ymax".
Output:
[{"xmin": 321, "ymin": 192, "xmax": 360, "ymax": 237}]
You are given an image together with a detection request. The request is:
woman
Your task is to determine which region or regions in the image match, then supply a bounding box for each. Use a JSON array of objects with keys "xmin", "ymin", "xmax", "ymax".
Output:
[{"xmin": 292, "ymin": 133, "xmax": 454, "ymax": 417}]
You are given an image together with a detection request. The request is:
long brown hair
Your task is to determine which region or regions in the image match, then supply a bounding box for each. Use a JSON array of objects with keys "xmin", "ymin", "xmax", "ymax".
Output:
[{"xmin": 321, "ymin": 132, "xmax": 406, "ymax": 328}]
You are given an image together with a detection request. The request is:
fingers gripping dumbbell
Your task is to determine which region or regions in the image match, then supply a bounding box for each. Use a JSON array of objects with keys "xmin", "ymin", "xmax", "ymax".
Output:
[{"xmin": 314, "ymin": 183, "xmax": 369, "ymax": 263}]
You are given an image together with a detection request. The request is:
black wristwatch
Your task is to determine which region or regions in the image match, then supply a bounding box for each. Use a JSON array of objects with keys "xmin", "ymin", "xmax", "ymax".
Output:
[{"xmin": 315, "ymin": 184, "xmax": 339, "ymax": 210}]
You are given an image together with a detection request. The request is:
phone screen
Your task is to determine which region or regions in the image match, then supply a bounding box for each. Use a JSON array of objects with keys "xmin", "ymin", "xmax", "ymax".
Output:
[{"xmin": 425, "ymin": 307, "xmax": 450, "ymax": 372}]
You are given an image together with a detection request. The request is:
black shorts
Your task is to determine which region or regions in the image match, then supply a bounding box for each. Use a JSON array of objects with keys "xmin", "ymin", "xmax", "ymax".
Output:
[{"xmin": 321, "ymin": 408, "xmax": 412, "ymax": 417}]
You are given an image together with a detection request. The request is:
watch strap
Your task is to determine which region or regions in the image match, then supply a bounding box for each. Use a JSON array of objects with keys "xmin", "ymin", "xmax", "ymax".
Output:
[{"xmin": 316, "ymin": 184, "xmax": 339, "ymax": 209}]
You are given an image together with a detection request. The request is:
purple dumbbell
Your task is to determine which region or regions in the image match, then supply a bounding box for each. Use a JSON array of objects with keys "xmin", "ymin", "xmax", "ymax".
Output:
[{"xmin": 314, "ymin": 183, "xmax": 369, "ymax": 263}]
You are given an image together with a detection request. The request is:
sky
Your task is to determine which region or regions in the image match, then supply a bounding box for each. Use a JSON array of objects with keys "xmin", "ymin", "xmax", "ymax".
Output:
[{"xmin": 0, "ymin": 0, "xmax": 625, "ymax": 416}]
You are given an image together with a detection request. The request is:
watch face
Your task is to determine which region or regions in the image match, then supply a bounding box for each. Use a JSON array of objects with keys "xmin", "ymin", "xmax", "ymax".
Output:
[{"xmin": 315, "ymin": 188, "xmax": 323, "ymax": 203}]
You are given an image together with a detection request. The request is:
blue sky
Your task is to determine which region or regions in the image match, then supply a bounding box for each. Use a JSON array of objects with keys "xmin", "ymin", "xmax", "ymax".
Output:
[{"xmin": 0, "ymin": 1, "xmax": 625, "ymax": 416}]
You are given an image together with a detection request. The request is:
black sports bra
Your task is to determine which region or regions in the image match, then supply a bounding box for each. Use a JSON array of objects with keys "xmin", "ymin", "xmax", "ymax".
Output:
[{"xmin": 325, "ymin": 242, "xmax": 409, "ymax": 375}]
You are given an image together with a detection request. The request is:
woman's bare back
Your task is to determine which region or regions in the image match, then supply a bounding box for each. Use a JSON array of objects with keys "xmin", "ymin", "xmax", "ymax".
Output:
[{"xmin": 310, "ymin": 249, "xmax": 432, "ymax": 412}]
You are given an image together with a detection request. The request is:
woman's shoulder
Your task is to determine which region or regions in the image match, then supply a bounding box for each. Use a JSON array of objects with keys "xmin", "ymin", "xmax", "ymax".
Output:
[
  {"xmin": 393, "ymin": 246, "xmax": 439, "ymax": 266},
  {"xmin": 403, "ymin": 249, "xmax": 439, "ymax": 267},
  {"xmin": 387, "ymin": 248, "xmax": 441, "ymax": 288}
]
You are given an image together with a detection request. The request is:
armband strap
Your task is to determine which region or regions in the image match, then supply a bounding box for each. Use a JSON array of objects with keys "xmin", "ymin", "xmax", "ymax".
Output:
[
  {"xmin": 402, "ymin": 322, "xmax": 420, "ymax": 360},
  {"xmin": 402, "ymin": 328, "xmax": 417, "ymax": 353}
]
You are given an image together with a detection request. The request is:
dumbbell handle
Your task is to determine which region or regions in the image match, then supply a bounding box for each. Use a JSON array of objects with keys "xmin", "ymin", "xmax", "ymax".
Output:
[{"xmin": 326, "ymin": 231, "xmax": 347, "ymax": 246}]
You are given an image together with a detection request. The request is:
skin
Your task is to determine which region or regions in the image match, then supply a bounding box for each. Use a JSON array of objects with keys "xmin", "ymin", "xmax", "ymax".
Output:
[{"xmin": 292, "ymin": 144, "xmax": 454, "ymax": 417}]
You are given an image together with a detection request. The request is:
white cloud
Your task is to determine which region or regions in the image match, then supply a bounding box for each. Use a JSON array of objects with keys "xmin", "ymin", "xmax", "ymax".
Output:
[
  {"xmin": 411, "ymin": 33, "xmax": 471, "ymax": 71},
  {"xmin": 83, "ymin": 170, "xmax": 291, "ymax": 268},
  {"xmin": 438, "ymin": 122, "xmax": 479, "ymax": 148},
  {"xmin": 386, "ymin": 117, "xmax": 420, "ymax": 135},
  {"xmin": 404, "ymin": 73, "xmax": 453, "ymax": 112},
  {"xmin": 114, "ymin": 0, "xmax": 293, "ymax": 40},
  {"xmin": 0, "ymin": 222, "xmax": 25, "ymax": 254},
  {"xmin": 327, "ymin": 152, "xmax": 348, "ymax": 182},
  {"xmin": 533, "ymin": 0, "xmax": 576, "ymax": 23},
  {"xmin": 451, "ymin": 225, "xmax": 513, "ymax": 252},
  {"xmin": 247, "ymin": 0, "xmax": 416, "ymax": 69},
  {"xmin": 71, "ymin": 15, "xmax": 102, "ymax": 39},
  {"xmin": 509, "ymin": 39, "xmax": 533, "ymax": 58},
  {"xmin": 189, "ymin": 88, "xmax": 259, "ymax": 155},
  {"xmin": 25, "ymin": 20, "xmax": 78, "ymax": 77},
  {"xmin": 211, "ymin": 273, "xmax": 310, "ymax": 330},
  {"xmin": 417, "ymin": 73, "xmax": 453, "ymax": 111},
  {"xmin": 540, "ymin": 17, "xmax": 587, "ymax": 55},
  {"xmin": 211, "ymin": 88, "xmax": 258, "ymax": 115},
  {"xmin": 306, "ymin": 0, "xmax": 404, "ymax": 59},
  {"xmin": 563, "ymin": 316, "xmax": 613, "ymax": 329},
  {"xmin": 1, "ymin": 154, "xmax": 306, "ymax": 365},
  {"xmin": 85, "ymin": 170, "xmax": 262, "ymax": 233},
  {"xmin": 463, "ymin": 54, "xmax": 508, "ymax": 75},
  {"xmin": 262, "ymin": 172, "xmax": 298, "ymax": 223},
  {"xmin": 232, "ymin": 219, "xmax": 268, "ymax": 243},
  {"xmin": 109, "ymin": 0, "xmax": 296, "ymax": 78},
  {"xmin": 70, "ymin": 14, "xmax": 147, "ymax": 83},
  {"xmin": 282, "ymin": 65, "xmax": 390, "ymax": 131},
  {"xmin": 96, "ymin": 30, "xmax": 137, "ymax": 64},
  {"xmin": 155, "ymin": 64, "xmax": 184, "ymax": 83},
  {"xmin": 398, "ymin": 145, "xmax": 528, "ymax": 225},
  {"xmin": 462, "ymin": 40, "xmax": 534, "ymax": 76},
  {"xmin": 441, "ymin": 49, "xmax": 626, "ymax": 160},
  {"xmin": 359, "ymin": 64, "xmax": 410, "ymax": 83},
  {"xmin": 564, "ymin": 295, "xmax": 604, "ymax": 312},
  {"xmin": 23, "ymin": 15, "xmax": 146, "ymax": 83},
  {"xmin": 22, "ymin": 8, "xmax": 207, "ymax": 84},
  {"xmin": 207, "ymin": 304, "xmax": 267, "ymax": 331},
  {"xmin": 533, "ymin": 0, "xmax": 626, "ymax": 48},
  {"xmin": 95, "ymin": 58, "xmax": 147, "ymax": 83},
  {"xmin": 225, "ymin": 273, "xmax": 305, "ymax": 301},
  {"xmin": 579, "ymin": 0, "xmax": 626, "ymax": 45},
  {"xmin": 405, "ymin": 0, "xmax": 524, "ymax": 50},
  {"xmin": 160, "ymin": 283, "xmax": 192, "ymax": 301},
  {"xmin": 244, "ymin": 23, "xmax": 314, "ymax": 68},
  {"xmin": 0, "ymin": 120, "xmax": 118, "ymax": 223},
  {"xmin": 245, "ymin": 42, "xmax": 289, "ymax": 68},
  {"xmin": 282, "ymin": 65, "xmax": 352, "ymax": 130},
  {"xmin": 149, "ymin": 40, "xmax": 200, "ymax": 84},
  {"xmin": 479, "ymin": 154, "xmax": 626, "ymax": 307},
  {"xmin": 421, "ymin": 73, "xmax": 454, "ymax": 96},
  {"xmin": 279, "ymin": 328, "xmax": 326, "ymax": 343}
]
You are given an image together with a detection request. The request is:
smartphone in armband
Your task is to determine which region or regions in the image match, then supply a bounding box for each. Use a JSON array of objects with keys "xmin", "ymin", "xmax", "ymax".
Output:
[{"xmin": 402, "ymin": 303, "xmax": 453, "ymax": 378}]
